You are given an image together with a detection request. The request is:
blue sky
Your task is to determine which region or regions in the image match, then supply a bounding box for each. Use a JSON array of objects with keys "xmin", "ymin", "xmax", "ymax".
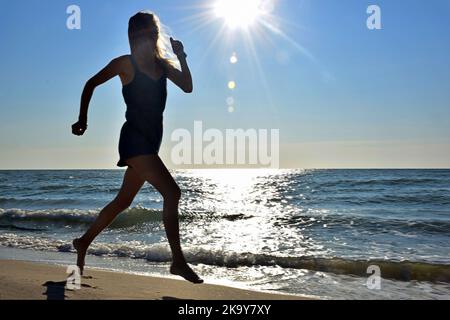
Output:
[{"xmin": 0, "ymin": 0, "xmax": 449, "ymax": 169}]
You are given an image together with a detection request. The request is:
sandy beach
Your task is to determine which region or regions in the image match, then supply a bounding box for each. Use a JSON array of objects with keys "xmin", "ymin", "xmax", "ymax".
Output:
[{"xmin": 0, "ymin": 260, "xmax": 310, "ymax": 300}]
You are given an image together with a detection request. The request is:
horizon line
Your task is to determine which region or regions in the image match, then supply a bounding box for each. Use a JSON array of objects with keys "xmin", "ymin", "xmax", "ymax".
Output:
[{"xmin": 1, "ymin": 167, "xmax": 449, "ymax": 171}]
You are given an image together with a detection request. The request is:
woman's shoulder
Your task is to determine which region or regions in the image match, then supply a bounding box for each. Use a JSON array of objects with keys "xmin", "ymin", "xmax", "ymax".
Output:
[
  {"xmin": 108, "ymin": 55, "xmax": 133, "ymax": 71},
  {"xmin": 114, "ymin": 54, "xmax": 131, "ymax": 63},
  {"xmin": 112, "ymin": 54, "xmax": 132, "ymax": 63}
]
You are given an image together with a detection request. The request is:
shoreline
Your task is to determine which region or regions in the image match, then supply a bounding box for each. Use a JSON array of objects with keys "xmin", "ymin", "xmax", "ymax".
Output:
[{"xmin": 0, "ymin": 259, "xmax": 312, "ymax": 300}]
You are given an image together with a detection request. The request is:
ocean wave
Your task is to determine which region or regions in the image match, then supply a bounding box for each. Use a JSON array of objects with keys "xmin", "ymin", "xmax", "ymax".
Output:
[
  {"xmin": 0, "ymin": 197, "xmax": 82, "ymax": 206},
  {"xmin": 0, "ymin": 206, "xmax": 255, "ymax": 230},
  {"xmin": 316, "ymin": 177, "xmax": 441, "ymax": 188},
  {"xmin": 279, "ymin": 213, "xmax": 450, "ymax": 234},
  {"xmin": 0, "ymin": 207, "xmax": 164, "ymax": 229},
  {"xmin": 39, "ymin": 184, "xmax": 75, "ymax": 191},
  {"xmin": 308, "ymin": 192, "xmax": 450, "ymax": 206},
  {"xmin": 0, "ymin": 233, "xmax": 449, "ymax": 282},
  {"xmin": 0, "ymin": 224, "xmax": 46, "ymax": 232},
  {"xmin": 365, "ymin": 194, "xmax": 450, "ymax": 205}
]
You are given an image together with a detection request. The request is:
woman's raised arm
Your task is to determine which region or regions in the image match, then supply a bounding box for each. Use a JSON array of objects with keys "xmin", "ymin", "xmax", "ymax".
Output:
[{"xmin": 166, "ymin": 37, "xmax": 193, "ymax": 93}]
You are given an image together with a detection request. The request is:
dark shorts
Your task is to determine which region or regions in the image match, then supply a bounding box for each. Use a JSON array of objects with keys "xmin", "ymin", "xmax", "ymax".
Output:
[{"xmin": 117, "ymin": 121, "xmax": 162, "ymax": 167}]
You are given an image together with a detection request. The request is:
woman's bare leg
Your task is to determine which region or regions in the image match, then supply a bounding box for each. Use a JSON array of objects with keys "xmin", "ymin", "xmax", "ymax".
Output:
[
  {"xmin": 126, "ymin": 154, "xmax": 203, "ymax": 284},
  {"xmin": 73, "ymin": 167, "xmax": 145, "ymax": 274}
]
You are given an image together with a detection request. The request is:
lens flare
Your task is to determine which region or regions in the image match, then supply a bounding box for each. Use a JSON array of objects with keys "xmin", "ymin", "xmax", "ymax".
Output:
[{"xmin": 230, "ymin": 53, "xmax": 238, "ymax": 64}]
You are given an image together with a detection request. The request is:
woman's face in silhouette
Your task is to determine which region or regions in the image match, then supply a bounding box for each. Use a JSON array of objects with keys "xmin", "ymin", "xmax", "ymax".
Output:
[{"xmin": 133, "ymin": 25, "xmax": 159, "ymax": 51}]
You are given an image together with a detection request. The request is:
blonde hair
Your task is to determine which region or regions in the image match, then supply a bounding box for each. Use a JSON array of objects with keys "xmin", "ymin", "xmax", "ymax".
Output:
[{"xmin": 128, "ymin": 10, "xmax": 178, "ymax": 70}]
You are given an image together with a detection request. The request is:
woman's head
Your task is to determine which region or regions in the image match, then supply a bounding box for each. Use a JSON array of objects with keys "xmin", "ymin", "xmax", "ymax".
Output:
[
  {"xmin": 128, "ymin": 11, "xmax": 160, "ymax": 51},
  {"xmin": 128, "ymin": 10, "xmax": 177, "ymax": 67}
]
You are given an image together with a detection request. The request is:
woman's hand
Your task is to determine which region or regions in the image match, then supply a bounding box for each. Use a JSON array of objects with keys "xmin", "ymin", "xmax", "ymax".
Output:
[
  {"xmin": 72, "ymin": 119, "xmax": 88, "ymax": 136},
  {"xmin": 170, "ymin": 37, "xmax": 187, "ymax": 58}
]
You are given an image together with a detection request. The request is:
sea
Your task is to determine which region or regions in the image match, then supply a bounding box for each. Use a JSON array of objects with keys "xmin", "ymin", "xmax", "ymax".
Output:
[{"xmin": 1, "ymin": 169, "xmax": 449, "ymax": 299}]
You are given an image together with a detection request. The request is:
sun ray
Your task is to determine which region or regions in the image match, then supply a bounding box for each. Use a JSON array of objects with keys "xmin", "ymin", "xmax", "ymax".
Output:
[
  {"xmin": 179, "ymin": 16, "xmax": 220, "ymax": 38},
  {"xmin": 165, "ymin": 0, "xmax": 329, "ymax": 111},
  {"xmin": 196, "ymin": 23, "xmax": 229, "ymax": 68},
  {"xmin": 171, "ymin": 12, "xmax": 210, "ymax": 26},
  {"xmin": 242, "ymin": 29, "xmax": 280, "ymax": 119},
  {"xmin": 261, "ymin": 19, "xmax": 333, "ymax": 81},
  {"xmin": 251, "ymin": 20, "xmax": 277, "ymax": 48},
  {"xmin": 258, "ymin": 19, "xmax": 317, "ymax": 63}
]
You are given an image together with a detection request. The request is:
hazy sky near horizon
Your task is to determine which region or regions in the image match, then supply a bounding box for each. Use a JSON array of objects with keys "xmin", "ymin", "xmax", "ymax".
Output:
[{"xmin": 0, "ymin": 0, "xmax": 449, "ymax": 169}]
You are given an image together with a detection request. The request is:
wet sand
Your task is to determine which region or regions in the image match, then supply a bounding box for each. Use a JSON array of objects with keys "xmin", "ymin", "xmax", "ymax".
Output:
[{"xmin": 0, "ymin": 260, "xmax": 312, "ymax": 300}]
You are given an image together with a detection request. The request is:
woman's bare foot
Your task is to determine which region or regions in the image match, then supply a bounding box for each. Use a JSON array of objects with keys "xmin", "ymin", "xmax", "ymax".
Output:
[
  {"xmin": 72, "ymin": 238, "xmax": 87, "ymax": 275},
  {"xmin": 170, "ymin": 261, "xmax": 203, "ymax": 284}
]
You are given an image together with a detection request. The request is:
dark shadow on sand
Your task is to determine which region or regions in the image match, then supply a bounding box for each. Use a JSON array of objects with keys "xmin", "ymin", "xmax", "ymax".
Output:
[
  {"xmin": 42, "ymin": 280, "xmax": 95, "ymax": 300},
  {"xmin": 42, "ymin": 281, "xmax": 68, "ymax": 300},
  {"xmin": 162, "ymin": 296, "xmax": 194, "ymax": 300}
]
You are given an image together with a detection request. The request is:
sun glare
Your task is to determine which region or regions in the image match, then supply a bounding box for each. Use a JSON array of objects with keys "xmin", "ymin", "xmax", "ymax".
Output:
[
  {"xmin": 214, "ymin": 0, "xmax": 264, "ymax": 29},
  {"xmin": 172, "ymin": 0, "xmax": 319, "ymax": 116}
]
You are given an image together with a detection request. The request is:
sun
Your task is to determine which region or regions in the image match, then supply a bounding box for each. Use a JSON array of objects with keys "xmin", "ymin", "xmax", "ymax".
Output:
[{"xmin": 214, "ymin": 0, "xmax": 264, "ymax": 29}]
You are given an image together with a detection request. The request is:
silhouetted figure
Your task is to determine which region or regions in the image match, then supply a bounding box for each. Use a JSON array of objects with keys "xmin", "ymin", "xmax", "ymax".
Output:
[{"xmin": 71, "ymin": 11, "xmax": 202, "ymax": 284}]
